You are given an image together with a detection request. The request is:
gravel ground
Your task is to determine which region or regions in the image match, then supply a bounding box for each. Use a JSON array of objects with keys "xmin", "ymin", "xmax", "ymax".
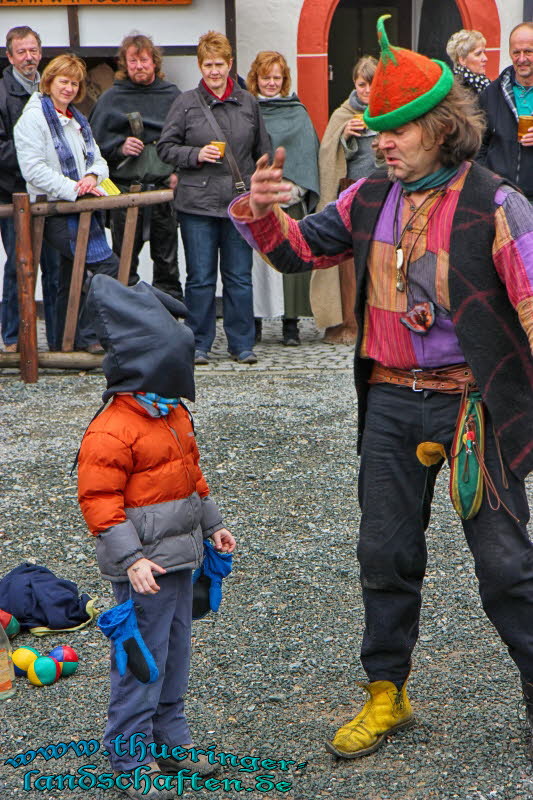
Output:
[{"xmin": 1, "ymin": 363, "xmax": 532, "ymax": 800}]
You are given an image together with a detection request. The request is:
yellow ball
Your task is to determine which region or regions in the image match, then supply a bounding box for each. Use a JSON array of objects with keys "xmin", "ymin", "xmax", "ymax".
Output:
[{"xmin": 12, "ymin": 646, "xmax": 40, "ymax": 677}]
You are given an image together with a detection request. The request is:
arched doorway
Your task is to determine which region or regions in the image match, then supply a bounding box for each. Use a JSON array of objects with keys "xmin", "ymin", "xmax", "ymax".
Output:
[
  {"xmin": 297, "ymin": 0, "xmax": 501, "ymax": 137},
  {"xmin": 327, "ymin": 1, "xmax": 412, "ymax": 115}
]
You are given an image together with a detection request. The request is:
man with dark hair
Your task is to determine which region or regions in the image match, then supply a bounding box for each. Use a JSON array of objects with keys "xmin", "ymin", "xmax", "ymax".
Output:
[
  {"xmin": 90, "ymin": 33, "xmax": 182, "ymax": 299},
  {"xmin": 0, "ymin": 25, "xmax": 58, "ymax": 351},
  {"xmin": 478, "ymin": 22, "xmax": 533, "ymax": 201},
  {"xmin": 231, "ymin": 15, "xmax": 533, "ymax": 762}
]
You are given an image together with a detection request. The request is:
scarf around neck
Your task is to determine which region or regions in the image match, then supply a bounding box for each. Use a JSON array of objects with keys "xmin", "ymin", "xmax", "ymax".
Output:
[
  {"xmin": 134, "ymin": 392, "xmax": 180, "ymax": 417},
  {"xmin": 41, "ymin": 94, "xmax": 95, "ymax": 180},
  {"xmin": 453, "ymin": 65, "xmax": 490, "ymax": 95},
  {"xmin": 400, "ymin": 165, "xmax": 459, "ymax": 192},
  {"xmin": 40, "ymin": 94, "xmax": 112, "ymax": 263},
  {"xmin": 348, "ymin": 89, "xmax": 367, "ymax": 113}
]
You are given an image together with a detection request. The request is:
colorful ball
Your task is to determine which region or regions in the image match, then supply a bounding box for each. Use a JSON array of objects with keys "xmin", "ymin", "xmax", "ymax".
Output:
[
  {"xmin": 48, "ymin": 645, "xmax": 79, "ymax": 677},
  {"xmin": 27, "ymin": 656, "xmax": 61, "ymax": 687},
  {"xmin": 0, "ymin": 609, "xmax": 20, "ymax": 638},
  {"xmin": 12, "ymin": 646, "xmax": 40, "ymax": 677}
]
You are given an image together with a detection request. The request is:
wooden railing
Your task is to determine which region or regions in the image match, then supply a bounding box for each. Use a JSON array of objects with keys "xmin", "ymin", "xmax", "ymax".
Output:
[{"xmin": 0, "ymin": 187, "xmax": 174, "ymax": 383}]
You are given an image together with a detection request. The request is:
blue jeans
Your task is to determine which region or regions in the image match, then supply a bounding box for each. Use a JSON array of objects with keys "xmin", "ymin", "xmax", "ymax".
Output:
[
  {"xmin": 1, "ymin": 216, "xmax": 59, "ymax": 348},
  {"xmin": 45, "ymin": 215, "xmax": 118, "ymax": 350},
  {"xmin": 179, "ymin": 212, "xmax": 254, "ymax": 354}
]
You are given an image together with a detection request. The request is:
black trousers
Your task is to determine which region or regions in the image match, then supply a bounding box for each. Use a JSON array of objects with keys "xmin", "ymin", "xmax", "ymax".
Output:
[
  {"xmin": 358, "ymin": 383, "xmax": 533, "ymax": 686},
  {"xmin": 110, "ymin": 198, "xmax": 182, "ymax": 300},
  {"xmin": 44, "ymin": 215, "xmax": 118, "ymax": 350}
]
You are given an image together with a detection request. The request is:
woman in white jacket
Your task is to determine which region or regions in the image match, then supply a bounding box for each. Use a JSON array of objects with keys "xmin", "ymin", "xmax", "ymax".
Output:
[{"xmin": 14, "ymin": 54, "xmax": 118, "ymax": 353}]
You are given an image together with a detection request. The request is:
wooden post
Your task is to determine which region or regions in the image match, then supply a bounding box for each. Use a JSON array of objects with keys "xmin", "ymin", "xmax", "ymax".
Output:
[
  {"xmin": 117, "ymin": 184, "xmax": 142, "ymax": 285},
  {"xmin": 12, "ymin": 193, "xmax": 38, "ymax": 383},
  {"xmin": 31, "ymin": 195, "xmax": 47, "ymax": 291},
  {"xmin": 61, "ymin": 211, "xmax": 91, "ymax": 352}
]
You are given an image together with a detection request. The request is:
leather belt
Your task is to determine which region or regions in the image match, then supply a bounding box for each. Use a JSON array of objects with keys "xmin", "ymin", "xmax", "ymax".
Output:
[{"xmin": 369, "ymin": 362, "xmax": 477, "ymax": 393}]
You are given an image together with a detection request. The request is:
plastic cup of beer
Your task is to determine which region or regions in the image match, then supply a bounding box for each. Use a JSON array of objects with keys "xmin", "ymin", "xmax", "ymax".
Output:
[
  {"xmin": 352, "ymin": 112, "xmax": 366, "ymax": 131},
  {"xmin": 210, "ymin": 140, "xmax": 226, "ymax": 162},
  {"xmin": 518, "ymin": 115, "xmax": 533, "ymax": 141}
]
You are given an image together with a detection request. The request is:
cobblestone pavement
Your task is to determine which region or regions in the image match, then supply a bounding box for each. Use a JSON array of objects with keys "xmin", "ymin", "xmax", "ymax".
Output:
[
  {"xmin": 199, "ymin": 318, "xmax": 354, "ymax": 373},
  {"xmin": 22, "ymin": 316, "xmax": 355, "ymax": 373}
]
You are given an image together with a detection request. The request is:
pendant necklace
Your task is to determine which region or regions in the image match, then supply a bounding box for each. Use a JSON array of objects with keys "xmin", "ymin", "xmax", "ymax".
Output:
[{"xmin": 393, "ymin": 188, "xmax": 446, "ymax": 292}]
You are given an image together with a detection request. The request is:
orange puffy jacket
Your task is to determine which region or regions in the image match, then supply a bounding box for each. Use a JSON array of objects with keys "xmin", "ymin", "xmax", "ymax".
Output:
[{"xmin": 78, "ymin": 395, "xmax": 223, "ymax": 581}]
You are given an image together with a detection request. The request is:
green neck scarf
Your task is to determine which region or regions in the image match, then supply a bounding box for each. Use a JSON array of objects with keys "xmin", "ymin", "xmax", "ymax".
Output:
[{"xmin": 400, "ymin": 165, "xmax": 458, "ymax": 192}]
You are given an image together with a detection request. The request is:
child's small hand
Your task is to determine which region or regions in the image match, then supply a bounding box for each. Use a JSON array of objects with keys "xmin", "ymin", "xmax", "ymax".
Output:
[
  {"xmin": 127, "ymin": 558, "xmax": 167, "ymax": 594},
  {"xmin": 211, "ymin": 528, "xmax": 236, "ymax": 553}
]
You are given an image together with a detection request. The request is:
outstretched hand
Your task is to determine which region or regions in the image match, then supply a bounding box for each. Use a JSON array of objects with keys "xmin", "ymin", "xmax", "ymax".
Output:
[{"xmin": 250, "ymin": 147, "xmax": 292, "ymax": 218}]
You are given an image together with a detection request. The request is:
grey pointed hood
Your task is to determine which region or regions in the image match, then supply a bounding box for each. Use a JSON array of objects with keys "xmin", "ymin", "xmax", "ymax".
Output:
[{"xmin": 87, "ymin": 275, "xmax": 195, "ymax": 402}]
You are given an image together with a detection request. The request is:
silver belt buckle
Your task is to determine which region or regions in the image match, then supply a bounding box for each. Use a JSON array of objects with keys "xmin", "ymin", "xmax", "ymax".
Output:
[{"xmin": 411, "ymin": 369, "xmax": 423, "ymax": 392}]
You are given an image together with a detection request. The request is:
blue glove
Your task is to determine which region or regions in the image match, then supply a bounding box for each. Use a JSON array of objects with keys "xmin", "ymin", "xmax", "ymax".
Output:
[
  {"xmin": 192, "ymin": 540, "xmax": 233, "ymax": 618},
  {"xmin": 97, "ymin": 598, "xmax": 159, "ymax": 684}
]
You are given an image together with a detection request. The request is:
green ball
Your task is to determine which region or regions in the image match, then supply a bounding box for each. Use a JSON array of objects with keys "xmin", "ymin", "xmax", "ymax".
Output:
[
  {"xmin": 27, "ymin": 656, "xmax": 61, "ymax": 687},
  {"xmin": 12, "ymin": 646, "xmax": 40, "ymax": 677}
]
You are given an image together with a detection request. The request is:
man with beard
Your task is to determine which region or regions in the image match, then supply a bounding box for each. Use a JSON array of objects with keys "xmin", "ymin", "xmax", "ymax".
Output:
[
  {"xmin": 0, "ymin": 26, "xmax": 59, "ymax": 351},
  {"xmin": 230, "ymin": 15, "xmax": 533, "ymax": 762},
  {"xmin": 90, "ymin": 33, "xmax": 183, "ymax": 299}
]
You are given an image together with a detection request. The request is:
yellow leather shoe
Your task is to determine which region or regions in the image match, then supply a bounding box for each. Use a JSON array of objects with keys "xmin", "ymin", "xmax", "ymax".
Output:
[{"xmin": 325, "ymin": 679, "xmax": 414, "ymax": 759}]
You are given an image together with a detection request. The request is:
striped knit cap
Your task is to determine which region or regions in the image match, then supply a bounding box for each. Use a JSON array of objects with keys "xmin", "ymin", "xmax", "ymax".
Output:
[{"xmin": 364, "ymin": 14, "xmax": 454, "ymax": 131}]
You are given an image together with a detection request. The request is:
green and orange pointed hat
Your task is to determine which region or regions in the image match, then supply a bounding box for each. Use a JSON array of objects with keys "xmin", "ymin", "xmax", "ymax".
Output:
[{"xmin": 363, "ymin": 14, "xmax": 454, "ymax": 131}]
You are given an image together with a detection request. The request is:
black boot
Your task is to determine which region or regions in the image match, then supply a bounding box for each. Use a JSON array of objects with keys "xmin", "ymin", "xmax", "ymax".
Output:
[
  {"xmin": 522, "ymin": 678, "xmax": 533, "ymax": 760},
  {"xmin": 282, "ymin": 317, "xmax": 300, "ymax": 346},
  {"xmin": 254, "ymin": 318, "xmax": 262, "ymax": 344}
]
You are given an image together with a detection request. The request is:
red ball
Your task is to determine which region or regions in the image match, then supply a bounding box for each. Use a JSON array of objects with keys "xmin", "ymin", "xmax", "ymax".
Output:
[
  {"xmin": 48, "ymin": 645, "xmax": 79, "ymax": 677},
  {"xmin": 0, "ymin": 608, "xmax": 20, "ymax": 638}
]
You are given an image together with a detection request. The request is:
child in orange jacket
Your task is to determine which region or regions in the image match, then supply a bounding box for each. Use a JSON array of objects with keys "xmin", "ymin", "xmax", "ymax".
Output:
[{"xmin": 78, "ymin": 275, "xmax": 235, "ymax": 800}]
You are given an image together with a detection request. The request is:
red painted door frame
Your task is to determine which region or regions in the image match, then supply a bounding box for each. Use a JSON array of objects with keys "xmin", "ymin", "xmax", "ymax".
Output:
[{"xmin": 297, "ymin": 0, "xmax": 501, "ymax": 137}]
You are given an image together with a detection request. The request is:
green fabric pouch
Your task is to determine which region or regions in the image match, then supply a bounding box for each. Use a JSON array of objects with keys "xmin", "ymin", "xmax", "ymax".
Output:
[
  {"xmin": 449, "ymin": 390, "xmax": 485, "ymax": 519},
  {"xmin": 115, "ymin": 143, "xmax": 173, "ymax": 183}
]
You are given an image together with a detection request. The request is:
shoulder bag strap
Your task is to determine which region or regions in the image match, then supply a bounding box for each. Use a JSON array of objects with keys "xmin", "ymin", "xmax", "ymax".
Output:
[{"xmin": 195, "ymin": 89, "xmax": 247, "ymax": 194}]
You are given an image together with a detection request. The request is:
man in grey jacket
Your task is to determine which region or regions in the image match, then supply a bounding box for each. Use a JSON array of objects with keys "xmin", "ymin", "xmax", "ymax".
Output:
[{"xmin": 0, "ymin": 26, "xmax": 58, "ymax": 351}]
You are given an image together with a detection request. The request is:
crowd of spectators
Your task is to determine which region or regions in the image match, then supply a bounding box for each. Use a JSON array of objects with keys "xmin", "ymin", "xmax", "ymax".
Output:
[{"xmin": 2, "ymin": 21, "xmax": 533, "ymax": 358}]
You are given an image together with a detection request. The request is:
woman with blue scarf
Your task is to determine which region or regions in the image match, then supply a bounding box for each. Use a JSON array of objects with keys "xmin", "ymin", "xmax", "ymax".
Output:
[{"xmin": 14, "ymin": 54, "xmax": 118, "ymax": 353}]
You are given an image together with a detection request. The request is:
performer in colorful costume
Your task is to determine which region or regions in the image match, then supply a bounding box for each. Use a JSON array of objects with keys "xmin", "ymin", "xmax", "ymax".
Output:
[{"xmin": 229, "ymin": 16, "xmax": 533, "ymax": 760}]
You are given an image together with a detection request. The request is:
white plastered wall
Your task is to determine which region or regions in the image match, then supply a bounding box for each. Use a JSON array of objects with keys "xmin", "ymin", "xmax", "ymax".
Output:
[{"xmin": 234, "ymin": 0, "xmax": 304, "ymax": 84}]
